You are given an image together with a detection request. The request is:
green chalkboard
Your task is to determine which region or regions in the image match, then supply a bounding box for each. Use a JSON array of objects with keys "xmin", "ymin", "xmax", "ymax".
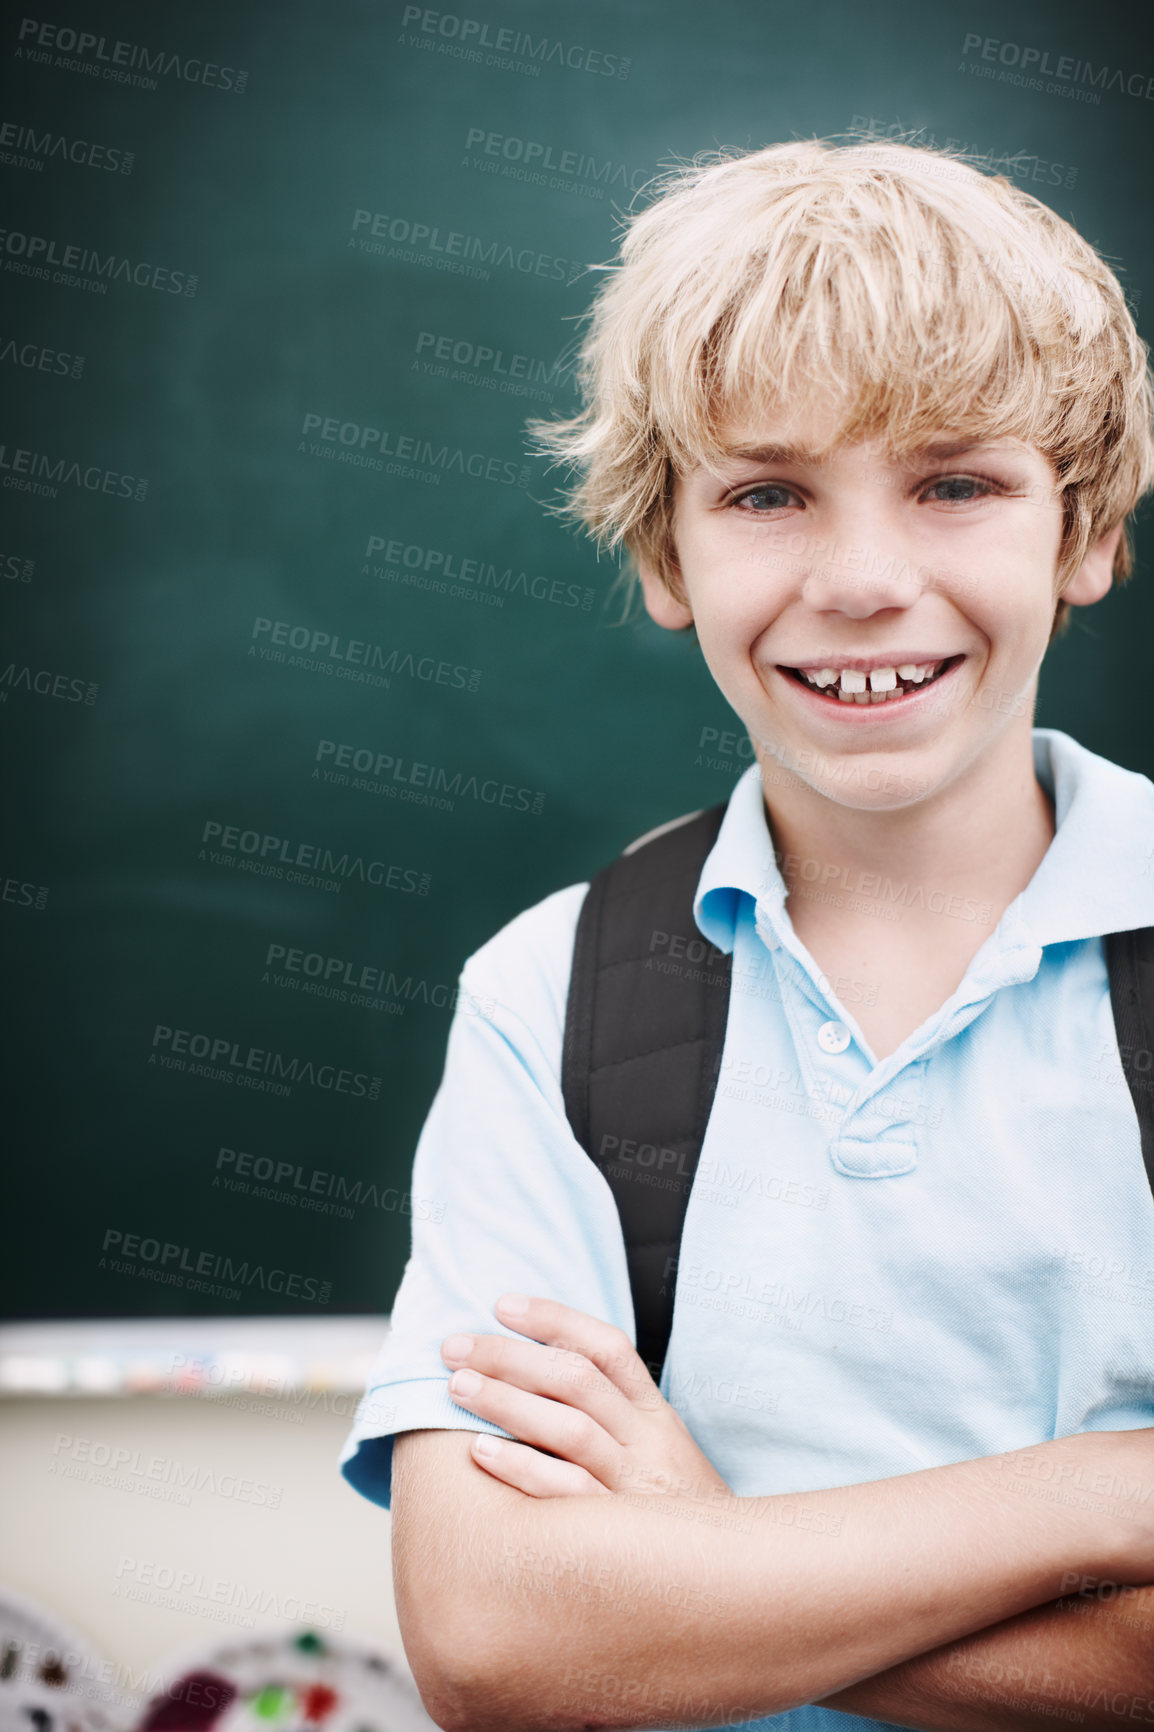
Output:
[{"xmin": 3, "ymin": 0, "xmax": 1153, "ymax": 1317}]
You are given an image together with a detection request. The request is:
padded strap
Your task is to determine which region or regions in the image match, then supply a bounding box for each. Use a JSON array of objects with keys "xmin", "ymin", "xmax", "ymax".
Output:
[
  {"xmin": 562, "ymin": 840, "xmax": 1154, "ymax": 1383},
  {"xmin": 562, "ymin": 803, "xmax": 731, "ymax": 1382},
  {"xmin": 1104, "ymin": 927, "xmax": 1154, "ymax": 1199}
]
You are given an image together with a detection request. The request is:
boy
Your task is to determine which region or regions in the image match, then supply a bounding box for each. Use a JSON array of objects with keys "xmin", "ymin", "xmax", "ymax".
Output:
[{"xmin": 340, "ymin": 139, "xmax": 1154, "ymax": 1729}]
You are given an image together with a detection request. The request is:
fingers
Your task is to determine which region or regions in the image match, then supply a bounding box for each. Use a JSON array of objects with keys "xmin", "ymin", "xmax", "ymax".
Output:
[
  {"xmin": 468, "ymin": 1433, "xmax": 610, "ymax": 1499},
  {"xmin": 491, "ymin": 1294, "xmax": 659, "ymax": 1407},
  {"xmin": 442, "ymin": 1328, "xmax": 633, "ymax": 1443},
  {"xmin": 446, "ymin": 1364, "xmax": 621, "ymax": 1483}
]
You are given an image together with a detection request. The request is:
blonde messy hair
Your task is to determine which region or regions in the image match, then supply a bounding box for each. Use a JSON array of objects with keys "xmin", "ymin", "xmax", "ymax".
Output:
[{"xmin": 528, "ymin": 138, "xmax": 1154, "ymax": 638}]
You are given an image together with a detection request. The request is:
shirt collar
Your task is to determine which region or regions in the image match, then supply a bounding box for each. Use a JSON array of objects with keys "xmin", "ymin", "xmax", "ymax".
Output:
[
  {"xmin": 693, "ymin": 727, "xmax": 1154, "ymax": 956},
  {"xmin": 694, "ymin": 760, "xmax": 778, "ymax": 954},
  {"xmin": 1017, "ymin": 727, "xmax": 1154, "ymax": 946}
]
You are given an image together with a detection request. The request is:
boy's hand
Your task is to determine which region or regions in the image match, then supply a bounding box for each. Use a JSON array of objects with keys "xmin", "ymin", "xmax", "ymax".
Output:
[{"xmin": 440, "ymin": 1293, "xmax": 733, "ymax": 1503}]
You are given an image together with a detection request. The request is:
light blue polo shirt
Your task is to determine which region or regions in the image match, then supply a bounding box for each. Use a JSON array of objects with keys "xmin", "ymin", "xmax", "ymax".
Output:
[{"xmin": 342, "ymin": 727, "xmax": 1154, "ymax": 1732}]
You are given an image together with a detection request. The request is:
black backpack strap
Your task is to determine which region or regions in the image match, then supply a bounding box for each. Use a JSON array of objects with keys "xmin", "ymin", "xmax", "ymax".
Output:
[
  {"xmin": 562, "ymin": 803, "xmax": 732, "ymax": 1382},
  {"xmin": 560, "ymin": 906, "xmax": 1154, "ymax": 1383},
  {"xmin": 1104, "ymin": 927, "xmax": 1154, "ymax": 1198}
]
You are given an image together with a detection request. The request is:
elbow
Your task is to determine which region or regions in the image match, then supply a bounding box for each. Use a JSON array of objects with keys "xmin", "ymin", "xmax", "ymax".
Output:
[
  {"xmin": 404, "ymin": 1646, "xmax": 495, "ymax": 1732},
  {"xmin": 405, "ymin": 1653, "xmax": 548, "ymax": 1732},
  {"xmin": 408, "ymin": 1670, "xmax": 529, "ymax": 1732},
  {"xmin": 388, "ymin": 1431, "xmax": 605, "ymax": 1732},
  {"xmin": 396, "ymin": 1584, "xmax": 544, "ymax": 1732},
  {"xmin": 399, "ymin": 1596, "xmax": 585, "ymax": 1732}
]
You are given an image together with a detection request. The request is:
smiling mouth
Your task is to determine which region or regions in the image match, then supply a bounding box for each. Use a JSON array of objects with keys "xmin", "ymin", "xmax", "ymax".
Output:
[{"xmin": 778, "ymin": 654, "xmax": 966, "ymax": 705}]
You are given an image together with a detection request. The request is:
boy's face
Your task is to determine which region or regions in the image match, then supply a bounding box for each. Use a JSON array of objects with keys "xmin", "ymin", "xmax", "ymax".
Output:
[{"xmin": 638, "ymin": 397, "xmax": 1120, "ymax": 812}]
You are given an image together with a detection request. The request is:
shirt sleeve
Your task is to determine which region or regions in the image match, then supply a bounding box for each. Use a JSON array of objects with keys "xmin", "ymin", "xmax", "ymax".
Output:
[{"xmin": 339, "ymin": 881, "xmax": 637, "ymax": 1509}]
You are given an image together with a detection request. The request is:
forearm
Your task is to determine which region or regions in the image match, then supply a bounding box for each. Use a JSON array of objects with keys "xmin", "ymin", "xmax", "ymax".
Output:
[
  {"xmin": 398, "ymin": 1429, "xmax": 1147, "ymax": 1732},
  {"xmin": 823, "ymin": 1585, "xmax": 1154, "ymax": 1731}
]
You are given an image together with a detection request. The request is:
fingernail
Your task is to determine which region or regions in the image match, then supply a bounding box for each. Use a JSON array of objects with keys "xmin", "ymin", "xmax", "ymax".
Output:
[
  {"xmin": 474, "ymin": 1435, "xmax": 501, "ymax": 1458},
  {"xmin": 441, "ymin": 1333, "xmax": 475, "ymax": 1362},
  {"xmin": 449, "ymin": 1369, "xmax": 482, "ymax": 1397},
  {"xmin": 496, "ymin": 1292, "xmax": 529, "ymax": 1317}
]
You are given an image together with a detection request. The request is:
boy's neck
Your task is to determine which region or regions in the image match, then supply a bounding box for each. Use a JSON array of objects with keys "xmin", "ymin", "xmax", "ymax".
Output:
[{"xmin": 759, "ymin": 723, "xmax": 1056, "ymax": 920}]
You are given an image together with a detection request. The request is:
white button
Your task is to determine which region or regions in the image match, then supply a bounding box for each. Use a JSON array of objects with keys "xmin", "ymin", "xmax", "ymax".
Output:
[{"xmin": 817, "ymin": 1020, "xmax": 851, "ymax": 1054}]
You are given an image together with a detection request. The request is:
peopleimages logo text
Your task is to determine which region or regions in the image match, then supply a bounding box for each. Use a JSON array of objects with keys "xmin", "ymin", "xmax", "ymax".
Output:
[
  {"xmin": 149, "ymin": 1024, "xmax": 382, "ymax": 1100},
  {"xmin": 0, "ymin": 229, "xmax": 196, "ymax": 294},
  {"xmin": 199, "ymin": 819, "xmax": 430, "ymax": 896},
  {"xmin": 250, "ymin": 616, "xmax": 482, "ymax": 691},
  {"xmin": 0, "ymin": 120, "xmax": 134, "ymax": 173},
  {"xmin": 0, "ymin": 437, "xmax": 147, "ymax": 496},
  {"xmin": 961, "ymin": 32, "xmax": 1154, "ymax": 100},
  {"xmin": 101, "ymin": 1232, "xmax": 330, "ymax": 1303},
  {"xmin": 399, "ymin": 6, "xmax": 631, "ymax": 77},
  {"xmin": 16, "ymin": 19, "xmax": 248, "ymax": 92}
]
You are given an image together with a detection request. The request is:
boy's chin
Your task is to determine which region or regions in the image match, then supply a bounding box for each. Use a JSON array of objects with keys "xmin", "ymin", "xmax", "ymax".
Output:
[
  {"xmin": 750, "ymin": 731, "xmax": 945, "ymax": 809},
  {"xmin": 794, "ymin": 775, "xmax": 937, "ymax": 813}
]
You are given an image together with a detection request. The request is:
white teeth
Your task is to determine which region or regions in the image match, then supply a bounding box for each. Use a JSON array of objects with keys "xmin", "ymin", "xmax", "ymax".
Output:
[{"xmin": 798, "ymin": 657, "xmax": 952, "ymax": 698}]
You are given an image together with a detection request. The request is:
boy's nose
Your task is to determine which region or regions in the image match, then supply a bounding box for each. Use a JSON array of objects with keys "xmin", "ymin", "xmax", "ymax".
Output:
[{"xmin": 796, "ymin": 533, "xmax": 927, "ymax": 619}]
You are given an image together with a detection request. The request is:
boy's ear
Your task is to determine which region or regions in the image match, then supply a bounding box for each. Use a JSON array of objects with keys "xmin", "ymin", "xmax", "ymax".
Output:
[
  {"xmin": 636, "ymin": 555, "xmax": 695, "ymax": 631},
  {"xmin": 1060, "ymin": 522, "xmax": 1124, "ymax": 609}
]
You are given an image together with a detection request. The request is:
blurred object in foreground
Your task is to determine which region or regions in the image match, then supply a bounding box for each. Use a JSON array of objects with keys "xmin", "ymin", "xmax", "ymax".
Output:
[
  {"xmin": 0, "ymin": 1584, "xmax": 142, "ymax": 1732},
  {"xmin": 134, "ymin": 1627, "xmax": 435, "ymax": 1732},
  {"xmin": 0, "ymin": 1592, "xmax": 435, "ymax": 1732}
]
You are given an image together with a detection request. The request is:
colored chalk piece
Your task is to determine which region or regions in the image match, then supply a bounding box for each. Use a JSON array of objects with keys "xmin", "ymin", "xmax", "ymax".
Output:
[
  {"xmin": 251, "ymin": 1688, "xmax": 292, "ymax": 1722},
  {"xmin": 301, "ymin": 1686, "xmax": 338, "ymax": 1722},
  {"xmin": 139, "ymin": 1671, "xmax": 237, "ymax": 1731}
]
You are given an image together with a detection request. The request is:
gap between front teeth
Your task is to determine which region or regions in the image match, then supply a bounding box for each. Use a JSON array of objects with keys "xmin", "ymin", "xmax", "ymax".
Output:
[{"xmin": 800, "ymin": 661, "xmax": 943, "ymax": 701}]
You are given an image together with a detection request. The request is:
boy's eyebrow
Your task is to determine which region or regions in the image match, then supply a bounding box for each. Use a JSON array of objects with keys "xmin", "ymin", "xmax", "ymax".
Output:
[
  {"xmin": 716, "ymin": 437, "xmax": 1014, "ymax": 468},
  {"xmin": 719, "ymin": 441, "xmax": 822, "ymax": 466}
]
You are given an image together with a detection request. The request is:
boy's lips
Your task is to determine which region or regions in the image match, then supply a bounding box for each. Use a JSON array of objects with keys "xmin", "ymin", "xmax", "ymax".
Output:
[{"xmin": 773, "ymin": 653, "xmax": 967, "ymax": 716}]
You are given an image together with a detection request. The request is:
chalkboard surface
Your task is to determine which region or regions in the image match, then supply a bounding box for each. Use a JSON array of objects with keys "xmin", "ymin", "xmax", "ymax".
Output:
[{"xmin": 3, "ymin": 0, "xmax": 1153, "ymax": 1317}]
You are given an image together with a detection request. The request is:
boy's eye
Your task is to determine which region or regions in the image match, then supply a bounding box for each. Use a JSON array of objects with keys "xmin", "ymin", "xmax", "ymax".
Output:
[
  {"xmin": 921, "ymin": 474, "xmax": 996, "ymax": 503},
  {"xmin": 731, "ymin": 483, "xmax": 798, "ymax": 511},
  {"xmin": 728, "ymin": 474, "xmax": 1002, "ymax": 511}
]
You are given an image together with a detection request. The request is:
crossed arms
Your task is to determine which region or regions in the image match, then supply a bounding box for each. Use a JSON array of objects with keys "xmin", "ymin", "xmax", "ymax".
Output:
[{"xmin": 389, "ymin": 1297, "xmax": 1154, "ymax": 1732}]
